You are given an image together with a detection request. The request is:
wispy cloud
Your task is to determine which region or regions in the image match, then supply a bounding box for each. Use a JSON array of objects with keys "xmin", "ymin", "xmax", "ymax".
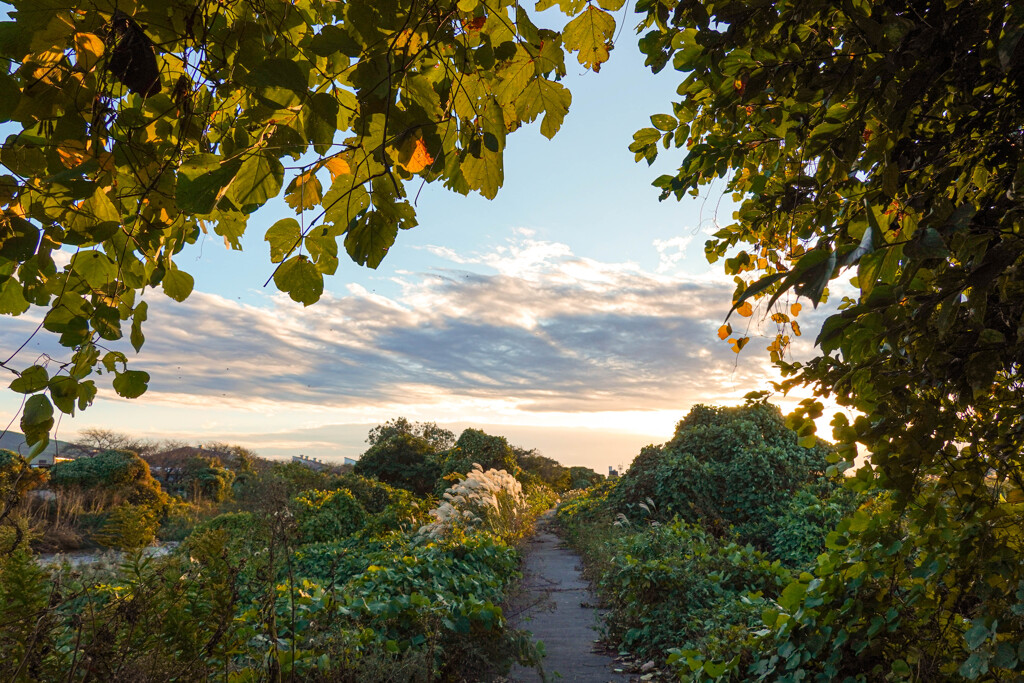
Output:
[{"xmin": 1, "ymin": 235, "xmax": 822, "ymax": 445}]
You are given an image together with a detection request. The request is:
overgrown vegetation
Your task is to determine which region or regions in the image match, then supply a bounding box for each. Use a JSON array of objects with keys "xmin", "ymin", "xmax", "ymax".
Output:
[
  {"xmin": 0, "ymin": 420, "xmax": 601, "ymax": 681},
  {"xmin": 561, "ymin": 402, "xmax": 1024, "ymax": 681}
]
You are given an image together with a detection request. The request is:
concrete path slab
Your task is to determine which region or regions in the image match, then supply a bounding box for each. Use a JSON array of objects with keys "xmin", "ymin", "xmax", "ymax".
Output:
[{"xmin": 506, "ymin": 513, "xmax": 630, "ymax": 683}]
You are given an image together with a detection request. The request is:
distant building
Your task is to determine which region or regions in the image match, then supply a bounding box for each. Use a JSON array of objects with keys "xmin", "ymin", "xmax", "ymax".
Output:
[
  {"xmin": 292, "ymin": 454, "xmax": 330, "ymax": 472},
  {"xmin": 343, "ymin": 457, "xmax": 357, "ymax": 467},
  {"xmin": 608, "ymin": 465, "xmax": 620, "ymax": 478},
  {"xmin": 29, "ymin": 453, "xmax": 72, "ymax": 468}
]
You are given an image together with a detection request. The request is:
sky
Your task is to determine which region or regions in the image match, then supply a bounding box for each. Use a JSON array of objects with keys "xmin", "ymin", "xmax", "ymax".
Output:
[{"xmin": 0, "ymin": 16, "xmax": 844, "ymax": 471}]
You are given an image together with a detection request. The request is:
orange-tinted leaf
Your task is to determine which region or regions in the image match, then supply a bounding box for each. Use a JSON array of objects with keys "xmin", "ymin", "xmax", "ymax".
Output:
[
  {"xmin": 737, "ymin": 301, "xmax": 753, "ymax": 317},
  {"xmin": 324, "ymin": 157, "xmax": 350, "ymax": 181},
  {"xmin": 74, "ymin": 32, "xmax": 104, "ymax": 72},
  {"xmin": 398, "ymin": 137, "xmax": 434, "ymax": 174},
  {"xmin": 718, "ymin": 324, "xmax": 731, "ymax": 340},
  {"xmin": 791, "ymin": 321, "xmax": 802, "ymax": 336},
  {"xmin": 56, "ymin": 140, "xmax": 88, "ymax": 169},
  {"xmin": 729, "ymin": 337, "xmax": 750, "ymax": 353},
  {"xmin": 791, "ymin": 302, "xmax": 802, "ymax": 316}
]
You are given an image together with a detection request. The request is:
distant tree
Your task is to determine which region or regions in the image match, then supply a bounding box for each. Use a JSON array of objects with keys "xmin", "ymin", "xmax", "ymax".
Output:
[
  {"xmin": 366, "ymin": 418, "xmax": 455, "ymax": 453},
  {"xmin": 441, "ymin": 429, "xmax": 519, "ymax": 478},
  {"xmin": 516, "ymin": 449, "xmax": 571, "ymax": 491},
  {"xmin": 67, "ymin": 428, "xmax": 153, "ymax": 457},
  {"xmin": 567, "ymin": 466, "xmax": 603, "ymax": 490},
  {"xmin": 354, "ymin": 434, "xmax": 440, "ymax": 497},
  {"xmin": 182, "ymin": 456, "xmax": 235, "ymax": 504}
]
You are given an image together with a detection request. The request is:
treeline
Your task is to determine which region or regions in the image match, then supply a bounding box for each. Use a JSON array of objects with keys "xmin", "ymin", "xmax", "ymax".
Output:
[{"xmin": 0, "ymin": 419, "xmax": 602, "ymax": 681}]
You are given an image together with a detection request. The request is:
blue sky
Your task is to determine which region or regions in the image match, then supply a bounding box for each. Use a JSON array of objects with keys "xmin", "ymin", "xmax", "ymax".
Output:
[{"xmin": 1, "ymin": 19, "xmax": 840, "ymax": 470}]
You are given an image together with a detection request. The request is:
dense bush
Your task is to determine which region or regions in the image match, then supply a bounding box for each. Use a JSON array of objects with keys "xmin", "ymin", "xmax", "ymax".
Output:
[
  {"xmin": 49, "ymin": 449, "xmax": 166, "ymax": 507},
  {"xmin": 94, "ymin": 502, "xmax": 160, "ymax": 550},
  {"xmin": 182, "ymin": 455, "xmax": 235, "ymax": 503},
  {"xmin": 439, "ymin": 429, "xmax": 519, "ymax": 481},
  {"xmin": 291, "ymin": 488, "xmax": 366, "ymax": 544},
  {"xmin": 608, "ymin": 404, "xmax": 837, "ymax": 547},
  {"xmin": 354, "ymin": 433, "xmax": 440, "ymax": 496},
  {"xmin": 594, "ymin": 519, "xmax": 789, "ymax": 659}
]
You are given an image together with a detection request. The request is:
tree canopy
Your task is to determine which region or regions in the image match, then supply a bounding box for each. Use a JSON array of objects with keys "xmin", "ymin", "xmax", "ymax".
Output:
[
  {"xmin": 627, "ymin": 0, "xmax": 1024, "ymax": 677},
  {"xmin": 0, "ymin": 0, "xmax": 623, "ymax": 450}
]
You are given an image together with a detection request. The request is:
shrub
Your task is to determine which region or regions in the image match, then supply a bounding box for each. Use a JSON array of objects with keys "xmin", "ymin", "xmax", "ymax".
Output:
[
  {"xmin": 94, "ymin": 503, "xmax": 159, "ymax": 550},
  {"xmin": 594, "ymin": 519, "xmax": 791, "ymax": 660},
  {"xmin": 437, "ymin": 429, "xmax": 520, "ymax": 484},
  {"xmin": 50, "ymin": 449, "xmax": 166, "ymax": 508},
  {"xmin": 354, "ymin": 433, "xmax": 441, "ymax": 496},
  {"xmin": 291, "ymin": 488, "xmax": 366, "ymax": 544},
  {"xmin": 608, "ymin": 404, "xmax": 836, "ymax": 547}
]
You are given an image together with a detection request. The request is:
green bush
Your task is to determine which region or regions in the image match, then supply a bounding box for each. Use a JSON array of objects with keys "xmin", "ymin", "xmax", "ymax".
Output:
[
  {"xmin": 94, "ymin": 503, "xmax": 160, "ymax": 550},
  {"xmin": 767, "ymin": 483, "xmax": 859, "ymax": 568},
  {"xmin": 354, "ymin": 433, "xmax": 440, "ymax": 496},
  {"xmin": 608, "ymin": 404, "xmax": 837, "ymax": 547},
  {"xmin": 292, "ymin": 488, "xmax": 366, "ymax": 544},
  {"xmin": 50, "ymin": 449, "xmax": 167, "ymax": 507},
  {"xmin": 438, "ymin": 429, "xmax": 519, "ymax": 482},
  {"xmin": 335, "ymin": 473, "xmax": 407, "ymax": 513}
]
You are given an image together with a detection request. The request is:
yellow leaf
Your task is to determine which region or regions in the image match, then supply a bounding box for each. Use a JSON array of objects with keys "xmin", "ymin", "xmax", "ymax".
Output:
[
  {"xmin": 791, "ymin": 302, "xmax": 802, "ymax": 316},
  {"xmin": 74, "ymin": 32, "xmax": 104, "ymax": 72},
  {"xmin": 729, "ymin": 337, "xmax": 750, "ymax": 353},
  {"xmin": 398, "ymin": 137, "xmax": 434, "ymax": 174},
  {"xmin": 393, "ymin": 28, "xmax": 424, "ymax": 54},
  {"xmin": 770, "ymin": 313, "xmax": 789, "ymax": 324},
  {"xmin": 717, "ymin": 324, "xmax": 731, "ymax": 340},
  {"xmin": 757, "ymin": 257, "xmax": 768, "ymax": 269},
  {"xmin": 737, "ymin": 301, "xmax": 753, "ymax": 317},
  {"xmin": 285, "ymin": 172, "xmax": 323, "ymax": 212},
  {"xmin": 324, "ymin": 157, "xmax": 350, "ymax": 181},
  {"xmin": 791, "ymin": 321, "xmax": 802, "ymax": 336}
]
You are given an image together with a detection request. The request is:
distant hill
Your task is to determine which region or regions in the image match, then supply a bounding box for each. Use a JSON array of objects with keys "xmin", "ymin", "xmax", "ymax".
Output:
[{"xmin": 0, "ymin": 431, "xmax": 79, "ymax": 460}]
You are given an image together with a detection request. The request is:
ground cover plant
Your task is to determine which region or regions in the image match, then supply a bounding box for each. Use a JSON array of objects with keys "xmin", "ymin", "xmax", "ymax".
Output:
[{"xmin": 0, "ymin": 420, "xmax": 579, "ymax": 681}]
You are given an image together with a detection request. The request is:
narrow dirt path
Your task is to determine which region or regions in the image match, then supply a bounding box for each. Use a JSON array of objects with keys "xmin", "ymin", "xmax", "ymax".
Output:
[{"xmin": 506, "ymin": 512, "xmax": 630, "ymax": 683}]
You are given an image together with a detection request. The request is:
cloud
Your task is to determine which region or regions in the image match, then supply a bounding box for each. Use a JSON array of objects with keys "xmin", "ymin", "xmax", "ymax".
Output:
[
  {"xmin": 0, "ymin": 236, "xmax": 793, "ymax": 425},
  {"xmin": 653, "ymin": 235, "xmax": 694, "ymax": 273}
]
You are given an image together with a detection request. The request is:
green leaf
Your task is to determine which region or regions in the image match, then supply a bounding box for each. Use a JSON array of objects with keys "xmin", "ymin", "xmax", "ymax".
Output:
[
  {"xmin": 227, "ymin": 152, "xmax": 284, "ymax": 209},
  {"xmin": 266, "ymin": 218, "xmax": 302, "ymax": 263},
  {"xmin": 71, "ymin": 250, "xmax": 115, "ymax": 289},
  {"xmin": 247, "ymin": 58, "xmax": 308, "ymax": 108},
  {"xmin": 10, "ymin": 365, "xmax": 48, "ymax": 393},
  {"xmin": 562, "ymin": 6, "xmax": 616, "ymax": 70},
  {"xmin": 130, "ymin": 301, "xmax": 147, "ymax": 352},
  {"xmin": 274, "ymin": 255, "xmax": 323, "ymax": 306},
  {"xmin": 112, "ymin": 370, "xmax": 150, "ymax": 399},
  {"xmin": 461, "ymin": 147, "xmax": 504, "ymax": 200},
  {"xmin": 304, "ymin": 93, "xmax": 339, "ymax": 155},
  {"xmin": 517, "ymin": 79, "xmax": 572, "ymax": 140},
  {"xmin": 494, "ymin": 49, "xmax": 535, "ymax": 108},
  {"xmin": 0, "ymin": 277, "xmax": 29, "ymax": 315},
  {"xmin": 651, "ymin": 113, "xmax": 676, "ymax": 131},
  {"xmin": 20, "ymin": 394, "xmax": 54, "ymax": 445},
  {"xmin": 176, "ymin": 154, "xmax": 241, "ymax": 214},
  {"xmin": 162, "ymin": 269, "xmax": 194, "ymax": 302},
  {"xmin": 48, "ymin": 375, "xmax": 78, "ymax": 414},
  {"xmin": 778, "ymin": 580, "xmax": 808, "ymax": 611},
  {"xmin": 344, "ymin": 212, "xmax": 397, "ymax": 269}
]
